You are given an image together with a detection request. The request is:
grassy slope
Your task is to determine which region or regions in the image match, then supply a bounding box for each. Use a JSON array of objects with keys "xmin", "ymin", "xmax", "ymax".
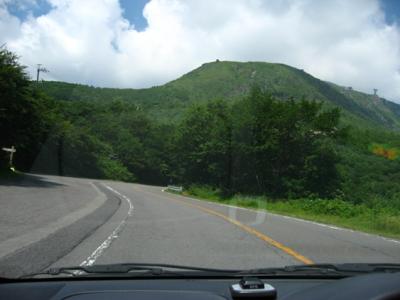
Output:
[
  {"xmin": 40, "ymin": 61, "xmax": 400, "ymax": 129},
  {"xmin": 328, "ymin": 82, "xmax": 400, "ymax": 130},
  {"xmin": 0, "ymin": 168, "xmax": 23, "ymax": 180},
  {"xmin": 171, "ymin": 186, "xmax": 400, "ymax": 240}
]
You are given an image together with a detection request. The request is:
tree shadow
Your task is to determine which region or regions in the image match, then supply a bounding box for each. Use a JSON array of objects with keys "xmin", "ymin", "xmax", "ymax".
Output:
[{"xmin": 0, "ymin": 173, "xmax": 65, "ymax": 188}]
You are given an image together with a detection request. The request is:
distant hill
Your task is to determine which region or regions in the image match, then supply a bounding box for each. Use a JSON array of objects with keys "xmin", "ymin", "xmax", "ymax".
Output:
[{"xmin": 40, "ymin": 61, "xmax": 400, "ymax": 129}]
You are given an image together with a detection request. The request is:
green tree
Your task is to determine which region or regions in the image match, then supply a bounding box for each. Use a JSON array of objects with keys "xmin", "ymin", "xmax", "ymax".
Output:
[
  {"xmin": 177, "ymin": 100, "xmax": 233, "ymax": 192},
  {"xmin": 231, "ymin": 87, "xmax": 343, "ymax": 198},
  {"xmin": 0, "ymin": 47, "xmax": 56, "ymax": 170}
]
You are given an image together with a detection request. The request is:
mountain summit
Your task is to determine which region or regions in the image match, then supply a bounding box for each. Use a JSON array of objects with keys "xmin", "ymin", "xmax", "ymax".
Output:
[{"xmin": 42, "ymin": 61, "xmax": 400, "ymax": 129}]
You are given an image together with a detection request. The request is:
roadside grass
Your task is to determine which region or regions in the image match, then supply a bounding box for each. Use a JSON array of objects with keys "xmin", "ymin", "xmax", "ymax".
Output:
[
  {"xmin": 0, "ymin": 168, "xmax": 22, "ymax": 180},
  {"xmin": 167, "ymin": 185, "xmax": 400, "ymax": 240}
]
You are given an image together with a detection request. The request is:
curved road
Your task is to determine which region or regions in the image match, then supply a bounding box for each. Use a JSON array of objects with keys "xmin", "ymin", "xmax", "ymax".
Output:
[
  {"xmin": 1, "ymin": 174, "xmax": 400, "ymax": 274},
  {"xmin": 52, "ymin": 179, "xmax": 400, "ymax": 270}
]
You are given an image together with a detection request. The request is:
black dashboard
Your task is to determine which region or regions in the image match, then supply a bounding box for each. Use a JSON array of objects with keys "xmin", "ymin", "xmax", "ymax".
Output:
[{"xmin": 1, "ymin": 272, "xmax": 400, "ymax": 300}]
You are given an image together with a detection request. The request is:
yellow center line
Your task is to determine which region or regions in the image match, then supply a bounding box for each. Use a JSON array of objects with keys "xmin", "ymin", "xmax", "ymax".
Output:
[{"xmin": 169, "ymin": 195, "xmax": 314, "ymax": 265}]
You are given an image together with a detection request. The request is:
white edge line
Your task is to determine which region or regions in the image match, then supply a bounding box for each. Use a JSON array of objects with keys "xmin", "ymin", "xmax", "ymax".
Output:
[
  {"xmin": 79, "ymin": 184, "xmax": 134, "ymax": 267},
  {"xmin": 162, "ymin": 188, "xmax": 400, "ymax": 245}
]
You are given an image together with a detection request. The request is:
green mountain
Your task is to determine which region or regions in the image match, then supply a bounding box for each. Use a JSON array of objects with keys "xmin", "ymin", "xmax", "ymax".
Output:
[
  {"xmin": 40, "ymin": 61, "xmax": 400, "ymax": 129},
  {"xmin": 4, "ymin": 44, "xmax": 400, "ymax": 207}
]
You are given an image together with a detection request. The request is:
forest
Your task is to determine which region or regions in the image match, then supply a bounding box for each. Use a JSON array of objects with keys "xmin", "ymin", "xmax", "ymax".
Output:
[{"xmin": 2, "ymin": 47, "xmax": 400, "ymax": 210}]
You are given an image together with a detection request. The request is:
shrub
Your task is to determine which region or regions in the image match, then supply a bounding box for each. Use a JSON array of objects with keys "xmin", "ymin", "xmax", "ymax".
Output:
[{"xmin": 373, "ymin": 215, "xmax": 400, "ymax": 234}]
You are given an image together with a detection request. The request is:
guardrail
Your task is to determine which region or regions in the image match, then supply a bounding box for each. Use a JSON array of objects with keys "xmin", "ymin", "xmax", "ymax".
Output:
[{"xmin": 167, "ymin": 185, "xmax": 183, "ymax": 192}]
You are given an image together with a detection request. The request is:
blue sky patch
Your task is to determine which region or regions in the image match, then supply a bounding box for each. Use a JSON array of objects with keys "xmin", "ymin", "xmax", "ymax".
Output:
[
  {"xmin": 6, "ymin": 0, "xmax": 52, "ymax": 21},
  {"xmin": 381, "ymin": 0, "xmax": 400, "ymax": 24},
  {"xmin": 120, "ymin": 0, "xmax": 149, "ymax": 31}
]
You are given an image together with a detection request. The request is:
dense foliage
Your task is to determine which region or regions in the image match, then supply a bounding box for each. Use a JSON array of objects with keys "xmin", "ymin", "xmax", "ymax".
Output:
[
  {"xmin": 176, "ymin": 89, "xmax": 344, "ymax": 198},
  {"xmin": 0, "ymin": 48, "xmax": 55, "ymax": 170},
  {"xmin": 2, "ymin": 48, "xmax": 400, "ymax": 207},
  {"xmin": 0, "ymin": 48, "xmax": 131, "ymax": 179}
]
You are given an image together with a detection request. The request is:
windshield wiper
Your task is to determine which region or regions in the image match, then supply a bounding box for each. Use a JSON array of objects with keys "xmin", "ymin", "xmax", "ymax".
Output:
[
  {"xmin": 240, "ymin": 263, "xmax": 400, "ymax": 276},
  {"xmin": 21, "ymin": 263, "xmax": 240, "ymax": 278},
  {"xmin": 21, "ymin": 263, "xmax": 400, "ymax": 279}
]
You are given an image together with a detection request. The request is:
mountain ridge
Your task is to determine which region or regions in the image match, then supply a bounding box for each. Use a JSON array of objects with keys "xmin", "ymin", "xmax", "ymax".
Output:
[{"xmin": 39, "ymin": 60, "xmax": 400, "ymax": 130}]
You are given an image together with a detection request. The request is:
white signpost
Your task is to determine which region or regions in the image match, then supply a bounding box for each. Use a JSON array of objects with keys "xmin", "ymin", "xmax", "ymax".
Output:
[{"xmin": 2, "ymin": 146, "xmax": 16, "ymax": 166}]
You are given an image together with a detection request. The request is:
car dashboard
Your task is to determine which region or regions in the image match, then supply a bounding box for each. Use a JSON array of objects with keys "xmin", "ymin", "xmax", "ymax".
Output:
[{"xmin": 1, "ymin": 272, "xmax": 400, "ymax": 300}]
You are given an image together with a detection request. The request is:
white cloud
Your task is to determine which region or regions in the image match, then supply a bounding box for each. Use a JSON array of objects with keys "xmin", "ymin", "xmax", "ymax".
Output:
[
  {"xmin": 0, "ymin": 2, "xmax": 22, "ymax": 42},
  {"xmin": 1, "ymin": 0, "xmax": 400, "ymax": 101}
]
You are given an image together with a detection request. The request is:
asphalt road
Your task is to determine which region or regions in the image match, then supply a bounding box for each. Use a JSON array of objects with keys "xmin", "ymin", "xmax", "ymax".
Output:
[
  {"xmin": 0, "ymin": 174, "xmax": 99, "ymax": 242},
  {"xmin": 0, "ymin": 174, "xmax": 119, "ymax": 276},
  {"xmin": 1, "ymin": 174, "xmax": 400, "ymax": 276},
  {"xmin": 52, "ymin": 180, "xmax": 400, "ymax": 270}
]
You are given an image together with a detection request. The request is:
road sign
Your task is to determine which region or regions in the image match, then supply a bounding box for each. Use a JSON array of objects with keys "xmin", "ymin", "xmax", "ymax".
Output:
[
  {"xmin": 2, "ymin": 146, "xmax": 16, "ymax": 166},
  {"xmin": 2, "ymin": 146, "xmax": 16, "ymax": 153}
]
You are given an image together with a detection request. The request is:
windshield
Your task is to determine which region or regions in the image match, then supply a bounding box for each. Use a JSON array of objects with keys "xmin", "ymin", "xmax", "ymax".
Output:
[{"xmin": 1, "ymin": 0, "xmax": 400, "ymax": 279}]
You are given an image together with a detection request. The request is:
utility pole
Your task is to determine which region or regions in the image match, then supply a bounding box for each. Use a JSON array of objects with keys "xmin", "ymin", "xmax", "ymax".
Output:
[
  {"xmin": 373, "ymin": 88, "xmax": 378, "ymax": 96},
  {"xmin": 36, "ymin": 64, "xmax": 49, "ymax": 82}
]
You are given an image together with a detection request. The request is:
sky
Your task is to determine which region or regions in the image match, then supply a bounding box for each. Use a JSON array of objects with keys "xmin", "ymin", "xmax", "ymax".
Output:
[{"xmin": 1, "ymin": 0, "xmax": 400, "ymax": 102}]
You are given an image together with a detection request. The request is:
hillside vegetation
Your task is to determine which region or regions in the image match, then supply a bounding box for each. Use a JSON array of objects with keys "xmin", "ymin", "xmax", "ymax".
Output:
[
  {"xmin": 41, "ymin": 61, "xmax": 400, "ymax": 130},
  {"xmin": 2, "ymin": 48, "xmax": 400, "ymax": 218}
]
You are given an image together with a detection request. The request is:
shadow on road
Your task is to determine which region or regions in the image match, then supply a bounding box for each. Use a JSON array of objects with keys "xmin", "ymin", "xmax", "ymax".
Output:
[{"xmin": 0, "ymin": 173, "xmax": 65, "ymax": 188}]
